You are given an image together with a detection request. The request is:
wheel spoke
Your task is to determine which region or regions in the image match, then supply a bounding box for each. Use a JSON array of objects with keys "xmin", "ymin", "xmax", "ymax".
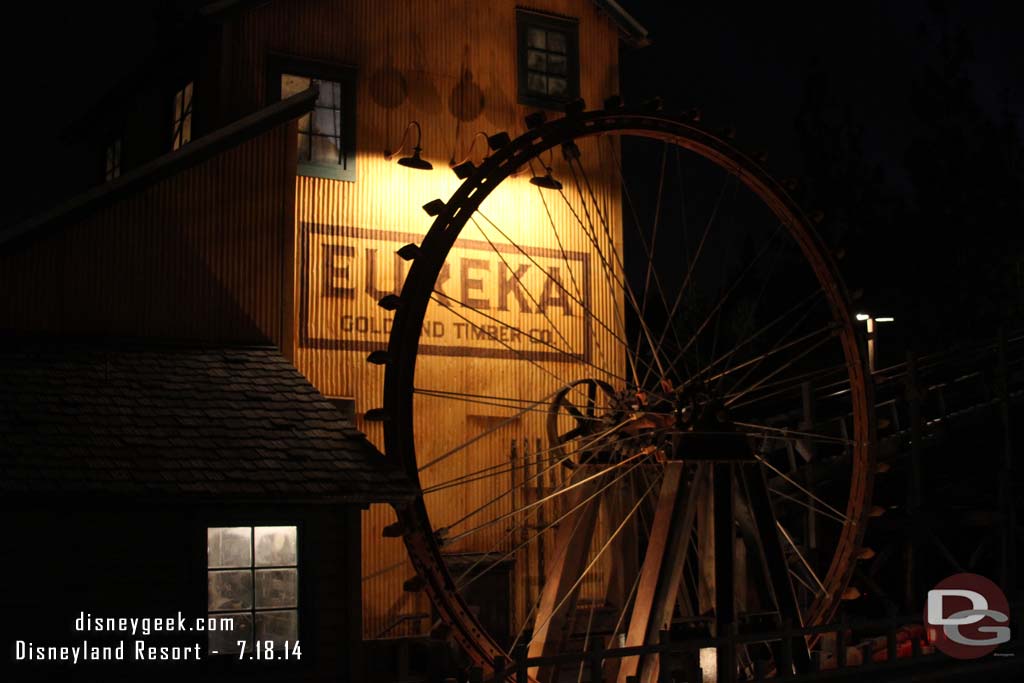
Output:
[
  {"xmin": 477, "ymin": 209, "xmax": 651, "ymax": 382},
  {"xmin": 753, "ymin": 453, "xmax": 849, "ymax": 522},
  {"xmin": 705, "ymin": 323, "xmax": 838, "ymax": 388},
  {"xmin": 527, "ymin": 469, "xmax": 663, "ymax": 645},
  {"xmin": 441, "ymin": 425, "xmax": 653, "ymax": 541},
  {"xmin": 454, "ymin": 455, "xmax": 652, "ymax": 591},
  {"xmin": 778, "ymin": 521, "xmax": 827, "ymax": 595},
  {"xmin": 689, "ymin": 290, "xmax": 823, "ymax": 387},
  {"xmin": 531, "ymin": 160, "xmax": 616, "ymax": 374},
  {"xmin": 430, "ymin": 292, "xmax": 578, "ymax": 387},
  {"xmin": 648, "ymin": 175, "xmax": 735, "ymax": 385},
  {"xmin": 417, "ymin": 385, "xmax": 566, "ymax": 473},
  {"xmin": 415, "ymin": 386, "xmax": 607, "ymax": 419},
  {"xmin": 608, "ymin": 138, "xmax": 688, "ymax": 383},
  {"xmin": 660, "ymin": 224, "xmax": 784, "ymax": 376},
  {"xmin": 382, "ymin": 116, "xmax": 873, "ymax": 669},
  {"xmin": 769, "ymin": 486, "xmax": 848, "ymax": 525},
  {"xmin": 470, "ymin": 215, "xmax": 582, "ymax": 358},
  {"xmin": 725, "ymin": 333, "xmax": 836, "ymax": 407},
  {"xmin": 566, "ymin": 155, "xmax": 671, "ymax": 380}
]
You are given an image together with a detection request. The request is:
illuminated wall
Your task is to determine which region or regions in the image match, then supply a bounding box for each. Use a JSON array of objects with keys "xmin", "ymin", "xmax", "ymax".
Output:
[{"xmin": 217, "ymin": 0, "xmax": 625, "ymax": 637}]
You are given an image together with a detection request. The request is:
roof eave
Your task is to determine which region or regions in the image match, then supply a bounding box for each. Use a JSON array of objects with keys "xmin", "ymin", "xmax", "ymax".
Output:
[
  {"xmin": 592, "ymin": 0, "xmax": 651, "ymax": 48},
  {"xmin": 0, "ymin": 86, "xmax": 318, "ymax": 250}
]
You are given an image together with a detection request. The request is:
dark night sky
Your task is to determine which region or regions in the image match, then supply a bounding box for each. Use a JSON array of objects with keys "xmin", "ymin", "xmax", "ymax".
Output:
[{"xmin": 621, "ymin": 0, "xmax": 1023, "ymax": 182}]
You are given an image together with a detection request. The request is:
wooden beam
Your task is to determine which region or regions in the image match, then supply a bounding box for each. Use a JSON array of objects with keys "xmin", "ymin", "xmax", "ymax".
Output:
[
  {"xmin": 528, "ymin": 466, "xmax": 603, "ymax": 683},
  {"xmin": 740, "ymin": 462, "xmax": 811, "ymax": 674},
  {"xmin": 697, "ymin": 465, "xmax": 716, "ymax": 616},
  {"xmin": 604, "ymin": 475, "xmax": 640, "ymax": 614},
  {"xmin": 714, "ymin": 462, "xmax": 736, "ymax": 680},
  {"xmin": 616, "ymin": 463, "xmax": 704, "ymax": 683}
]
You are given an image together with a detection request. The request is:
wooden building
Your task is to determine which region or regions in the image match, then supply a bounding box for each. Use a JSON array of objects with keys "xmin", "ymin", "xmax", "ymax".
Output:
[
  {"xmin": 0, "ymin": 343, "xmax": 416, "ymax": 682},
  {"xmin": 0, "ymin": 89, "xmax": 417, "ymax": 681},
  {"xmin": 1, "ymin": 0, "xmax": 647, "ymax": 677}
]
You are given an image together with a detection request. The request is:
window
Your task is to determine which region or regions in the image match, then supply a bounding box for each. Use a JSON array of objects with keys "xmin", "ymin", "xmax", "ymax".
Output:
[
  {"xmin": 516, "ymin": 10, "xmax": 580, "ymax": 108},
  {"xmin": 104, "ymin": 137, "xmax": 121, "ymax": 181},
  {"xmin": 271, "ymin": 56, "xmax": 357, "ymax": 181},
  {"xmin": 171, "ymin": 81, "xmax": 194, "ymax": 151},
  {"xmin": 207, "ymin": 526, "xmax": 298, "ymax": 654},
  {"xmin": 327, "ymin": 396, "xmax": 356, "ymax": 420}
]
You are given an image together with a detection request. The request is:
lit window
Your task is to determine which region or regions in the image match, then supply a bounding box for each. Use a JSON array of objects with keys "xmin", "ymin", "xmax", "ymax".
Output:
[
  {"xmin": 273, "ymin": 56, "xmax": 356, "ymax": 181},
  {"xmin": 207, "ymin": 526, "xmax": 298, "ymax": 654},
  {"xmin": 171, "ymin": 81, "xmax": 193, "ymax": 150},
  {"xmin": 104, "ymin": 138, "xmax": 121, "ymax": 181},
  {"xmin": 517, "ymin": 10, "xmax": 580, "ymax": 108}
]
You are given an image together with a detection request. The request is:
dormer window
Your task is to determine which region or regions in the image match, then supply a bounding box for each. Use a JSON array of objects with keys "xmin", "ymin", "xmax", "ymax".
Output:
[
  {"xmin": 171, "ymin": 81, "xmax": 194, "ymax": 151},
  {"xmin": 516, "ymin": 10, "xmax": 580, "ymax": 109},
  {"xmin": 270, "ymin": 55, "xmax": 357, "ymax": 182},
  {"xmin": 104, "ymin": 137, "xmax": 122, "ymax": 182}
]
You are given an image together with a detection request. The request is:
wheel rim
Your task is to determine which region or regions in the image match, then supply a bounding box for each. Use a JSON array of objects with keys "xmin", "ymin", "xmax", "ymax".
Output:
[{"xmin": 381, "ymin": 107, "xmax": 875, "ymax": 679}]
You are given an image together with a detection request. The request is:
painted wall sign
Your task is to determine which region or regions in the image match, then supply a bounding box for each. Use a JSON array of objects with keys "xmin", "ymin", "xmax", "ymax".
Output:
[{"xmin": 299, "ymin": 223, "xmax": 592, "ymax": 362}]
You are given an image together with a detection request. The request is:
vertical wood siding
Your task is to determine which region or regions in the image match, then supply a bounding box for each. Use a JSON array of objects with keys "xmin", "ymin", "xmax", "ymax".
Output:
[
  {"xmin": 219, "ymin": 0, "xmax": 624, "ymax": 638},
  {"xmin": 0, "ymin": 124, "xmax": 296, "ymax": 347}
]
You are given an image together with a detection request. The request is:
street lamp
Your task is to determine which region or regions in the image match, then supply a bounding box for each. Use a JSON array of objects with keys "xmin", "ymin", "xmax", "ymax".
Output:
[{"xmin": 855, "ymin": 312, "xmax": 895, "ymax": 373}]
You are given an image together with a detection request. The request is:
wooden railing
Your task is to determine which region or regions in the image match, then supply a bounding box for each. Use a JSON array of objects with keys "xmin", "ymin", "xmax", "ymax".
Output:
[{"xmin": 452, "ymin": 604, "xmax": 1022, "ymax": 683}]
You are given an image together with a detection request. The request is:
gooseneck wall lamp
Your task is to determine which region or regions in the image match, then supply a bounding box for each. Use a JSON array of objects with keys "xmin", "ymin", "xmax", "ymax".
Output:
[{"xmin": 384, "ymin": 121, "xmax": 433, "ymax": 171}]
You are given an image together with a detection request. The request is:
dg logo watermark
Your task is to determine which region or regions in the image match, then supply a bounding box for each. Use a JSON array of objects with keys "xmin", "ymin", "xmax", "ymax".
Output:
[{"xmin": 925, "ymin": 572, "xmax": 1011, "ymax": 659}]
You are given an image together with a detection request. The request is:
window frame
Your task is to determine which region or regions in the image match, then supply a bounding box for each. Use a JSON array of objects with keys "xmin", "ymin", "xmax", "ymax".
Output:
[
  {"xmin": 267, "ymin": 53, "xmax": 358, "ymax": 182},
  {"xmin": 206, "ymin": 524, "xmax": 301, "ymax": 656},
  {"xmin": 169, "ymin": 79, "xmax": 195, "ymax": 151},
  {"xmin": 103, "ymin": 133, "xmax": 123, "ymax": 182},
  {"xmin": 515, "ymin": 9, "xmax": 581, "ymax": 110}
]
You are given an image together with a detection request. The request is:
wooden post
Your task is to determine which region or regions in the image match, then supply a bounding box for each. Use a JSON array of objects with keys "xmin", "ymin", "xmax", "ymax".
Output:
[
  {"xmin": 494, "ymin": 655, "xmax": 507, "ymax": 683},
  {"xmin": 536, "ymin": 438, "xmax": 547, "ymax": 594},
  {"xmin": 519, "ymin": 438, "xmax": 534, "ymax": 622},
  {"xmin": 656, "ymin": 630, "xmax": 671, "ymax": 683},
  {"xmin": 800, "ymin": 381, "xmax": 817, "ymax": 552},
  {"xmin": 713, "ymin": 463, "xmax": 736, "ymax": 681},
  {"xmin": 779, "ymin": 619, "xmax": 793, "ymax": 678},
  {"xmin": 696, "ymin": 465, "xmax": 715, "ymax": 617},
  {"xmin": 739, "ymin": 464, "xmax": 810, "ymax": 673},
  {"xmin": 528, "ymin": 466, "xmax": 602, "ymax": 683},
  {"xmin": 515, "ymin": 643, "xmax": 529, "ymax": 683},
  {"xmin": 836, "ymin": 620, "xmax": 847, "ymax": 669},
  {"xmin": 617, "ymin": 463, "xmax": 702, "ymax": 683},
  {"xmin": 721, "ymin": 623, "xmax": 739, "ymax": 683},
  {"xmin": 511, "ymin": 438, "xmax": 521, "ymax": 633},
  {"xmin": 589, "ymin": 637, "xmax": 605, "ymax": 683},
  {"xmin": 905, "ymin": 351, "xmax": 923, "ymax": 609}
]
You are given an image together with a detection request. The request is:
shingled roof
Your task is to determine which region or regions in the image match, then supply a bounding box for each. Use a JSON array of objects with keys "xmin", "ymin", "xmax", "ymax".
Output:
[{"xmin": 0, "ymin": 343, "xmax": 416, "ymax": 504}]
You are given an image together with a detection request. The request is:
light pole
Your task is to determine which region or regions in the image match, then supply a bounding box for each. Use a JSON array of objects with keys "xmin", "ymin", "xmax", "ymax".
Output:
[{"xmin": 856, "ymin": 313, "xmax": 894, "ymax": 373}]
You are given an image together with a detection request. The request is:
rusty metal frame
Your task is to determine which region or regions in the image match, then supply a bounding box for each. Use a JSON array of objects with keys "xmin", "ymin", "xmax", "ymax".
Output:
[{"xmin": 380, "ymin": 105, "xmax": 876, "ymax": 677}]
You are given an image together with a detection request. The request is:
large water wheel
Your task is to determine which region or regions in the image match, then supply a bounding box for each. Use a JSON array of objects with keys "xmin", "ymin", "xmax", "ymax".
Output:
[{"xmin": 375, "ymin": 103, "xmax": 875, "ymax": 681}]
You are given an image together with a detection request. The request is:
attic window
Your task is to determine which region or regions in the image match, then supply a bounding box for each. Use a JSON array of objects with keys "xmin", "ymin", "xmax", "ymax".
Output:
[
  {"xmin": 171, "ymin": 81, "xmax": 194, "ymax": 151},
  {"xmin": 270, "ymin": 55, "xmax": 357, "ymax": 182},
  {"xmin": 104, "ymin": 137, "xmax": 122, "ymax": 182},
  {"xmin": 516, "ymin": 10, "xmax": 580, "ymax": 109},
  {"xmin": 207, "ymin": 526, "xmax": 299, "ymax": 655}
]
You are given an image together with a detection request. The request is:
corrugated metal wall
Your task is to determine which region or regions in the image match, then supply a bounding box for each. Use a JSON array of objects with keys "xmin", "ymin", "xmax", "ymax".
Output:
[
  {"xmin": 219, "ymin": 0, "xmax": 624, "ymax": 638},
  {"xmin": 0, "ymin": 123, "xmax": 295, "ymax": 347}
]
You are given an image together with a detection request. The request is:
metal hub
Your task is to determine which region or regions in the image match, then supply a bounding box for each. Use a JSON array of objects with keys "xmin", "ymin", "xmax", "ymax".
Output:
[{"xmin": 551, "ymin": 378, "xmax": 753, "ymax": 465}]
